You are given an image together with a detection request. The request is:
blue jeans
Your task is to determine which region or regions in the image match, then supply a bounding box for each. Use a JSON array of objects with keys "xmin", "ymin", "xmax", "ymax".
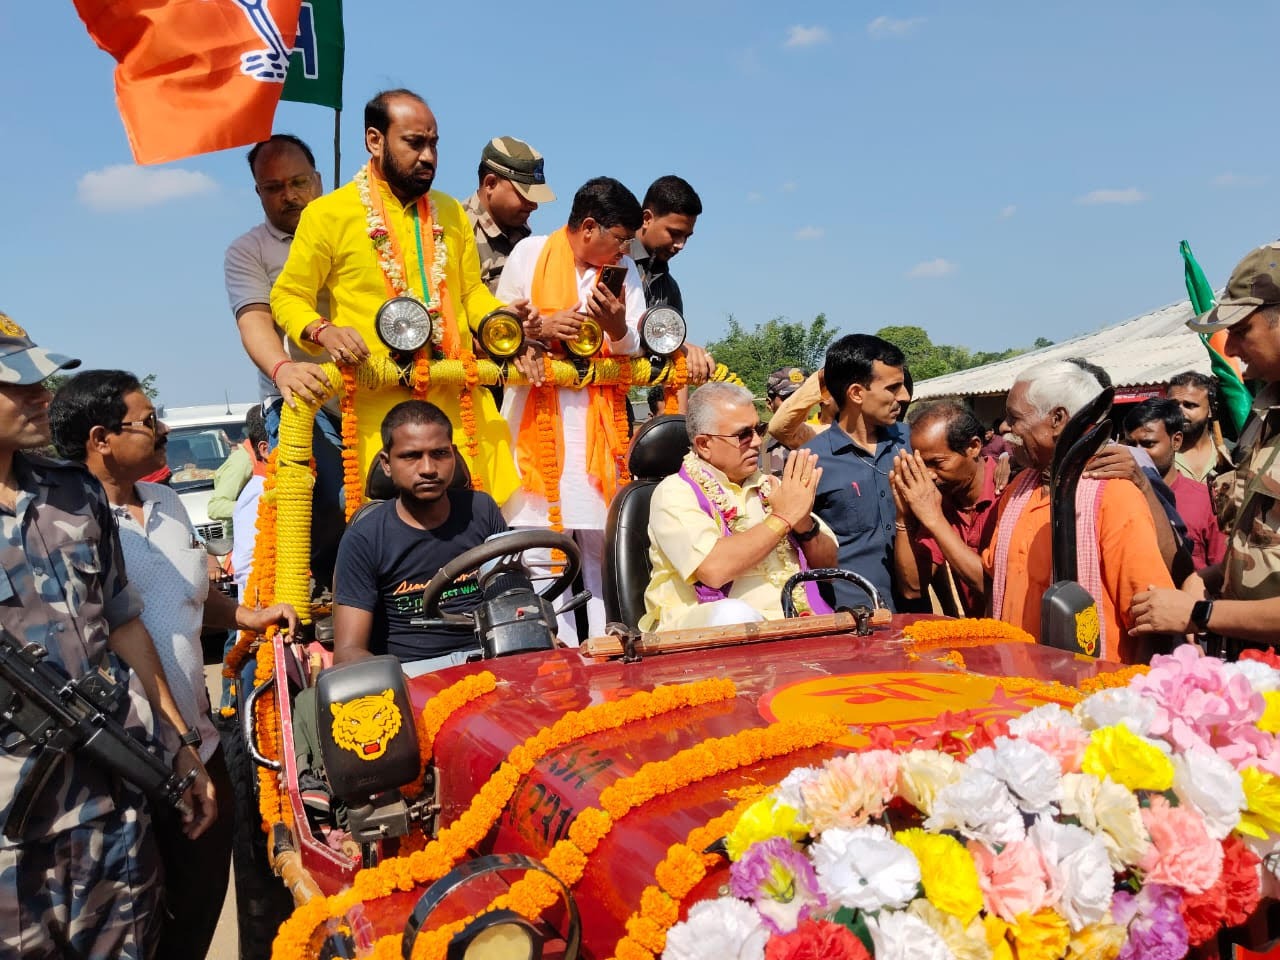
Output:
[{"xmin": 264, "ymin": 402, "xmax": 345, "ymax": 590}]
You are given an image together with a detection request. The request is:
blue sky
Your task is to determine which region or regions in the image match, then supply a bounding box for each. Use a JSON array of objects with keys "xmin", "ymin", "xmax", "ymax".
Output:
[{"xmin": 2, "ymin": 2, "xmax": 1278, "ymax": 407}]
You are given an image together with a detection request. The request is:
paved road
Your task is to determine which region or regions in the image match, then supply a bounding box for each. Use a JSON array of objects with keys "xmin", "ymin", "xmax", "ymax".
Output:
[{"xmin": 205, "ymin": 661, "xmax": 239, "ymax": 960}]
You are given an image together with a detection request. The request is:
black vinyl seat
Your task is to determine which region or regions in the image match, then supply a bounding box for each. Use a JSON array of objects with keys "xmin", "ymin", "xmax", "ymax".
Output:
[{"xmin": 602, "ymin": 415, "xmax": 691, "ymax": 630}]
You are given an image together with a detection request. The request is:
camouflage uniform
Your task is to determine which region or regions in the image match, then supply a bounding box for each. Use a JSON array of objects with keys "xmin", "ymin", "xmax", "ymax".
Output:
[
  {"xmin": 0, "ymin": 452, "xmax": 161, "ymax": 959},
  {"xmin": 1214, "ymin": 382, "xmax": 1280, "ymax": 602},
  {"xmin": 463, "ymin": 192, "xmax": 531, "ymax": 294}
]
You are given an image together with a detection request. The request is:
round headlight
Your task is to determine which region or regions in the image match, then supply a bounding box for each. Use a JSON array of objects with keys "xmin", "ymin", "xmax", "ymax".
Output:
[
  {"xmin": 375, "ymin": 296, "xmax": 433, "ymax": 352},
  {"xmin": 564, "ymin": 317, "xmax": 604, "ymax": 358},
  {"xmin": 640, "ymin": 305, "xmax": 686, "ymax": 357},
  {"xmin": 478, "ymin": 309, "xmax": 525, "ymax": 359},
  {"xmin": 461, "ymin": 918, "xmax": 536, "ymax": 960}
]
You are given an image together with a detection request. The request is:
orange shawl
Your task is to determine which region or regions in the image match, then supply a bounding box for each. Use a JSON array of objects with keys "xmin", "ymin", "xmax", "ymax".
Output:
[{"xmin": 516, "ymin": 228, "xmax": 628, "ymax": 522}]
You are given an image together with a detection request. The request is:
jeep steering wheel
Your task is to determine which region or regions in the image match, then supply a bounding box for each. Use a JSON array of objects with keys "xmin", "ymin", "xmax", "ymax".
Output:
[{"xmin": 419, "ymin": 530, "xmax": 582, "ymax": 622}]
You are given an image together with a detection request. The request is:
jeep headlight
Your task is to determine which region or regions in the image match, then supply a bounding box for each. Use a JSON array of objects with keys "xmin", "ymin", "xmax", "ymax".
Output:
[
  {"xmin": 564, "ymin": 317, "xmax": 604, "ymax": 358},
  {"xmin": 376, "ymin": 296, "xmax": 433, "ymax": 353},
  {"xmin": 640, "ymin": 305, "xmax": 686, "ymax": 357}
]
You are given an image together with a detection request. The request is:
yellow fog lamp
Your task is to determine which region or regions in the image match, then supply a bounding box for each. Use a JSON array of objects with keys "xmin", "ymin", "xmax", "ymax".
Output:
[
  {"xmin": 639, "ymin": 305, "xmax": 686, "ymax": 357},
  {"xmin": 375, "ymin": 296, "xmax": 433, "ymax": 353},
  {"xmin": 477, "ymin": 308, "xmax": 525, "ymax": 359},
  {"xmin": 564, "ymin": 317, "xmax": 604, "ymax": 358}
]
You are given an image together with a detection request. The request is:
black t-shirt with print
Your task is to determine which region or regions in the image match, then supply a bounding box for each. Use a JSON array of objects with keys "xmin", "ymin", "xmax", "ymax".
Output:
[{"xmin": 334, "ymin": 490, "xmax": 508, "ymax": 662}]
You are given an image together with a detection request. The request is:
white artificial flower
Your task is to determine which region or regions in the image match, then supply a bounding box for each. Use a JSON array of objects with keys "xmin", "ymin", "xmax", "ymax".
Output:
[
  {"xmin": 1008, "ymin": 703, "xmax": 1082, "ymax": 737},
  {"xmin": 1028, "ymin": 817, "xmax": 1113, "ymax": 931},
  {"xmin": 663, "ymin": 897, "xmax": 769, "ymax": 960},
  {"xmin": 809, "ymin": 825, "xmax": 921, "ymax": 912},
  {"xmin": 1074, "ymin": 688, "xmax": 1155, "ymax": 735},
  {"xmin": 1173, "ymin": 748, "xmax": 1245, "ymax": 840},
  {"xmin": 925, "ymin": 766, "xmax": 1026, "ymax": 845},
  {"xmin": 1226, "ymin": 660, "xmax": 1280, "ymax": 694},
  {"xmin": 968, "ymin": 737, "xmax": 1062, "ymax": 814},
  {"xmin": 897, "ymin": 750, "xmax": 962, "ymax": 816},
  {"xmin": 772, "ymin": 766, "xmax": 822, "ymax": 821},
  {"xmin": 866, "ymin": 909, "xmax": 955, "ymax": 960},
  {"xmin": 1060, "ymin": 773, "xmax": 1151, "ymax": 871}
]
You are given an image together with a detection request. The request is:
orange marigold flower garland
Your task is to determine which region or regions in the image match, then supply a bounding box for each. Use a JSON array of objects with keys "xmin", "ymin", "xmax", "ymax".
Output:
[
  {"xmin": 399, "ymin": 717, "xmax": 841, "ymax": 960},
  {"xmin": 1079, "ymin": 663, "xmax": 1149, "ymax": 693},
  {"xmin": 271, "ymin": 678, "xmax": 737, "ymax": 960},
  {"xmin": 458, "ymin": 349, "xmax": 482, "ymax": 491},
  {"xmin": 253, "ymin": 639, "xmax": 291, "ymax": 833},
  {"xmin": 412, "ymin": 347, "xmax": 431, "ymax": 400},
  {"xmin": 664, "ymin": 353, "xmax": 687, "ymax": 414},
  {"xmin": 403, "ymin": 671, "xmax": 498, "ymax": 800},
  {"xmin": 340, "ymin": 365, "xmax": 362, "ymax": 522},
  {"xmin": 614, "ymin": 358, "xmax": 633, "ymax": 484},
  {"xmin": 902, "ymin": 617, "xmax": 1035, "ymax": 652}
]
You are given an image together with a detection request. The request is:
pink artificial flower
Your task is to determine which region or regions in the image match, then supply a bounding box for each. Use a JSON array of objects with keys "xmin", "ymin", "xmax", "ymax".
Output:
[
  {"xmin": 967, "ymin": 838, "xmax": 1057, "ymax": 922},
  {"xmin": 802, "ymin": 751, "xmax": 900, "ymax": 831},
  {"xmin": 1022, "ymin": 725, "xmax": 1090, "ymax": 775},
  {"xmin": 1139, "ymin": 795, "xmax": 1224, "ymax": 896}
]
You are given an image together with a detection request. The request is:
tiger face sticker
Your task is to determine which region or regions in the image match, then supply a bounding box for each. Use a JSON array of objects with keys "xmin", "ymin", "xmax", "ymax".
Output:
[{"xmin": 330, "ymin": 689, "xmax": 403, "ymax": 761}]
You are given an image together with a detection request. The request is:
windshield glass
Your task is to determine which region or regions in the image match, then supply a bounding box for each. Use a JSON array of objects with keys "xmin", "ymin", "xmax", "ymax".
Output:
[{"xmin": 166, "ymin": 425, "xmax": 240, "ymax": 492}]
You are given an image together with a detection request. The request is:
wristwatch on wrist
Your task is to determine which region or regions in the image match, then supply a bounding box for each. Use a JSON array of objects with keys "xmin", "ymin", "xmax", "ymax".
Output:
[
  {"xmin": 1190, "ymin": 599, "xmax": 1215, "ymax": 635},
  {"xmin": 793, "ymin": 516, "xmax": 822, "ymax": 542},
  {"xmin": 179, "ymin": 727, "xmax": 203, "ymax": 750}
]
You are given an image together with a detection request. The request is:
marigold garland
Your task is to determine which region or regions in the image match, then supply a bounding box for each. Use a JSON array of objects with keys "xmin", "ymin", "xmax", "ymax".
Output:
[
  {"xmin": 902, "ymin": 617, "xmax": 1036, "ymax": 652},
  {"xmin": 390, "ymin": 717, "xmax": 842, "ymax": 960},
  {"xmin": 402, "ymin": 671, "xmax": 499, "ymax": 800},
  {"xmin": 339, "ymin": 365, "xmax": 362, "ymax": 522},
  {"xmin": 614, "ymin": 359, "xmax": 633, "ymax": 485},
  {"xmin": 271, "ymin": 678, "xmax": 738, "ymax": 960},
  {"xmin": 458, "ymin": 350, "xmax": 482, "ymax": 490},
  {"xmin": 253, "ymin": 639, "xmax": 291, "ymax": 833},
  {"xmin": 412, "ymin": 347, "xmax": 431, "ymax": 400},
  {"xmin": 664, "ymin": 353, "xmax": 687, "ymax": 414}
]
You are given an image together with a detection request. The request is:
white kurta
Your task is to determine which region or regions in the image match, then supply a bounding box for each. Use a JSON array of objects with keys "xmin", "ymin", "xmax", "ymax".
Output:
[{"xmin": 496, "ymin": 235, "xmax": 644, "ymax": 531}]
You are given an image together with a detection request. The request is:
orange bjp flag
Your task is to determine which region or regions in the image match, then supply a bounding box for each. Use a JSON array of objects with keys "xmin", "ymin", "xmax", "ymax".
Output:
[{"xmin": 73, "ymin": 0, "xmax": 304, "ymax": 165}]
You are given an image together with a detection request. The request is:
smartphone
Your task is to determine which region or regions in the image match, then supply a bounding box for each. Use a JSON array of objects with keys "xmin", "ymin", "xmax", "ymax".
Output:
[{"xmin": 597, "ymin": 264, "xmax": 626, "ymax": 299}]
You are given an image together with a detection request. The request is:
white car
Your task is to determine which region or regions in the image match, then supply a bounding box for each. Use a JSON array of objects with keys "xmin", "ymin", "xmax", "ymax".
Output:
[{"xmin": 159, "ymin": 402, "xmax": 256, "ymax": 545}]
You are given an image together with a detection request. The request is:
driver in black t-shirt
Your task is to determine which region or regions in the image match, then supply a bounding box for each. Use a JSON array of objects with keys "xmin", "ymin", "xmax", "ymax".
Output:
[{"xmin": 333, "ymin": 400, "xmax": 509, "ymax": 673}]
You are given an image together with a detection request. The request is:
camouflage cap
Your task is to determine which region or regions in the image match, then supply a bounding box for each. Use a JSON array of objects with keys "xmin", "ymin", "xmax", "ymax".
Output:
[
  {"xmin": 767, "ymin": 366, "xmax": 806, "ymax": 399},
  {"xmin": 480, "ymin": 136, "xmax": 556, "ymax": 204},
  {"xmin": 1188, "ymin": 242, "xmax": 1280, "ymax": 333},
  {"xmin": 0, "ymin": 311, "xmax": 80, "ymax": 385}
]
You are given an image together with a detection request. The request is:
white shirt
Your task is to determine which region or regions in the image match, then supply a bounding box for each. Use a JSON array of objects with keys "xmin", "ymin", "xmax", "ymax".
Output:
[
  {"xmin": 496, "ymin": 235, "xmax": 644, "ymax": 530},
  {"xmin": 113, "ymin": 482, "xmax": 218, "ymax": 762},
  {"xmin": 224, "ymin": 220, "xmax": 336, "ymax": 413},
  {"xmin": 232, "ymin": 474, "xmax": 265, "ymax": 594}
]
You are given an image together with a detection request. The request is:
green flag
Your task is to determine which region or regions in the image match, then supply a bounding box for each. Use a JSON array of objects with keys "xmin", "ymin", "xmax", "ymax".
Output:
[
  {"xmin": 1180, "ymin": 240, "xmax": 1253, "ymax": 436},
  {"xmin": 282, "ymin": 0, "xmax": 343, "ymax": 110}
]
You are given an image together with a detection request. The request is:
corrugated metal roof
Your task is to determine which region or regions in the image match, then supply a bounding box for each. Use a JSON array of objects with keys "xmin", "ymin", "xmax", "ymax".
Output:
[{"xmin": 914, "ymin": 300, "xmax": 1212, "ymax": 401}]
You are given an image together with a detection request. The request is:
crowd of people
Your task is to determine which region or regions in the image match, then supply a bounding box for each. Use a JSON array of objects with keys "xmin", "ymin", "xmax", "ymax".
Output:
[{"xmin": 1, "ymin": 80, "xmax": 1279, "ymax": 960}]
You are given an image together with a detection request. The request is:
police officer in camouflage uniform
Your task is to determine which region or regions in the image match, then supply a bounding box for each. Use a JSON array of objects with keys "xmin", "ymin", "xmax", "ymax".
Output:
[
  {"xmin": 0, "ymin": 313, "xmax": 216, "ymax": 959},
  {"xmin": 1131, "ymin": 244, "xmax": 1280, "ymax": 646},
  {"xmin": 463, "ymin": 136, "xmax": 556, "ymax": 293}
]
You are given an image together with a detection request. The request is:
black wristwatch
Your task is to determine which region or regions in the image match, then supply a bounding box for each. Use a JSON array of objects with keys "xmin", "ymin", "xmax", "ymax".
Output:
[
  {"xmin": 793, "ymin": 516, "xmax": 822, "ymax": 542},
  {"xmin": 1190, "ymin": 599, "xmax": 1215, "ymax": 635},
  {"xmin": 179, "ymin": 728, "xmax": 203, "ymax": 750}
]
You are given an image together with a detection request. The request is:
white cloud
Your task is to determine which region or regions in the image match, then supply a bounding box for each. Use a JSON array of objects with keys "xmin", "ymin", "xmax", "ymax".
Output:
[
  {"xmin": 78, "ymin": 164, "xmax": 217, "ymax": 212},
  {"xmin": 999, "ymin": 204, "xmax": 1017, "ymax": 219},
  {"xmin": 785, "ymin": 25, "xmax": 831, "ymax": 48},
  {"xmin": 795, "ymin": 226, "xmax": 825, "ymax": 240},
  {"xmin": 1213, "ymin": 172, "xmax": 1266, "ymax": 188},
  {"xmin": 867, "ymin": 16, "xmax": 926, "ymax": 38},
  {"xmin": 907, "ymin": 257, "xmax": 957, "ymax": 279},
  {"xmin": 1075, "ymin": 187, "xmax": 1146, "ymax": 206},
  {"xmin": 747, "ymin": 191, "xmax": 764, "ymax": 203}
]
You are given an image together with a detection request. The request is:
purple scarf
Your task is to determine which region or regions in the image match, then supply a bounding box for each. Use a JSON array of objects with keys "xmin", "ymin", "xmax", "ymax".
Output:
[{"xmin": 676, "ymin": 465, "xmax": 832, "ymax": 615}]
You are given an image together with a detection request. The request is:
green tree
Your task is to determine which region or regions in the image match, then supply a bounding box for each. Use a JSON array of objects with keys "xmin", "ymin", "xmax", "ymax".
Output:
[{"xmin": 706, "ymin": 314, "xmax": 836, "ymax": 397}]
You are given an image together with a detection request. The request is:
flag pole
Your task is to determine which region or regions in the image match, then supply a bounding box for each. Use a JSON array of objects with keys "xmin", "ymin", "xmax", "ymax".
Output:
[{"xmin": 332, "ymin": 109, "xmax": 341, "ymax": 188}]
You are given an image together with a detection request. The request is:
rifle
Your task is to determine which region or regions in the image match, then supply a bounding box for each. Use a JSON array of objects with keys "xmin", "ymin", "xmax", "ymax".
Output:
[{"xmin": 0, "ymin": 629, "xmax": 194, "ymax": 841}]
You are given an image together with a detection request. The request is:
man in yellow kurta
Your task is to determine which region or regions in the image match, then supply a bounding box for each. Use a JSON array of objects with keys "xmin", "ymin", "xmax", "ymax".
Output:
[{"xmin": 272, "ymin": 89, "xmax": 532, "ymax": 504}]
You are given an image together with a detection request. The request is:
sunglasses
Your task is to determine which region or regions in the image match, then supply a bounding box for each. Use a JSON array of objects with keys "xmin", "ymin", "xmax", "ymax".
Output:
[
  {"xmin": 119, "ymin": 412, "xmax": 158, "ymax": 433},
  {"xmin": 704, "ymin": 422, "xmax": 767, "ymax": 445}
]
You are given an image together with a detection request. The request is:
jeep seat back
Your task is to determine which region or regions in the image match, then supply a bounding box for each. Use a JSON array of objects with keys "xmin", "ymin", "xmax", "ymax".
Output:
[{"xmin": 602, "ymin": 415, "xmax": 690, "ymax": 630}]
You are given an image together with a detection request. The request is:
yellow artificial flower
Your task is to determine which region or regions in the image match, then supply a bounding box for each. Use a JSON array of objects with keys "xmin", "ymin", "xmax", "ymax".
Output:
[
  {"xmin": 1009, "ymin": 909, "xmax": 1071, "ymax": 960},
  {"xmin": 725, "ymin": 798, "xmax": 807, "ymax": 860},
  {"xmin": 1260, "ymin": 692, "xmax": 1280, "ymax": 735},
  {"xmin": 1066, "ymin": 921, "xmax": 1126, "ymax": 960},
  {"xmin": 895, "ymin": 828, "xmax": 984, "ymax": 924},
  {"xmin": 1081, "ymin": 724, "xmax": 1174, "ymax": 792},
  {"xmin": 908, "ymin": 898, "xmax": 993, "ymax": 960},
  {"xmin": 1239, "ymin": 766, "xmax": 1280, "ymax": 839}
]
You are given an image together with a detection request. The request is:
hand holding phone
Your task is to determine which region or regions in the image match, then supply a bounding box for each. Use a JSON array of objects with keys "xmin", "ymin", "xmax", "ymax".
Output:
[{"xmin": 597, "ymin": 264, "xmax": 626, "ymax": 299}]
